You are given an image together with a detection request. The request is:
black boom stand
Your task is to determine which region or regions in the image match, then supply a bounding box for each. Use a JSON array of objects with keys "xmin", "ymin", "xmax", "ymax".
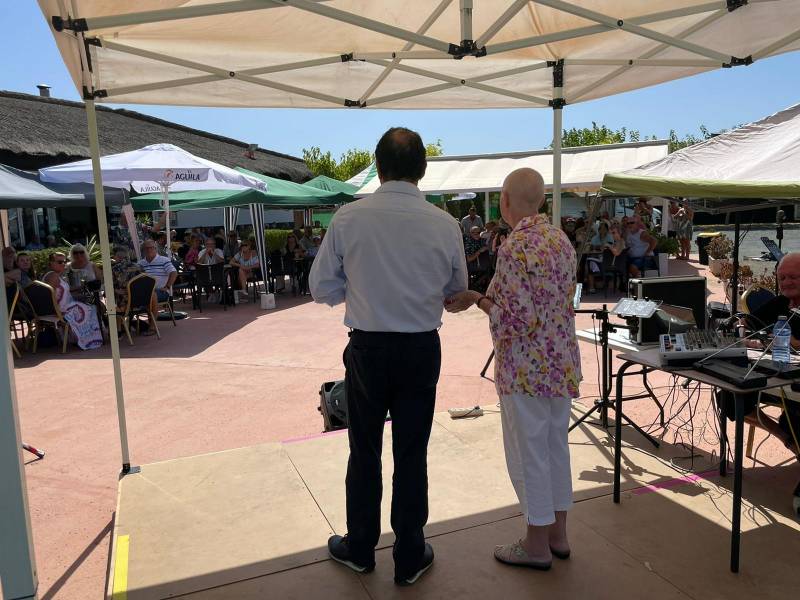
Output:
[{"xmin": 568, "ymin": 305, "xmax": 661, "ymax": 448}]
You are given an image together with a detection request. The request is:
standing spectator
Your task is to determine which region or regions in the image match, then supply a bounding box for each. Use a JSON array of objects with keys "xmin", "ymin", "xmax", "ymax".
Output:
[
  {"xmin": 464, "ymin": 226, "xmax": 489, "ymax": 274},
  {"xmin": 634, "ymin": 198, "xmax": 653, "ymax": 228},
  {"xmin": 197, "ymin": 238, "xmax": 225, "ymax": 265},
  {"xmin": 674, "ymin": 201, "xmax": 695, "ymax": 260},
  {"xmin": 666, "ymin": 201, "xmax": 678, "ymax": 239},
  {"xmin": 310, "ymin": 127, "xmax": 467, "ymax": 585},
  {"xmin": 460, "ymin": 205, "xmax": 484, "ymax": 234},
  {"xmin": 138, "ymin": 240, "xmax": 176, "ymax": 302},
  {"xmin": 445, "ymin": 167, "xmax": 580, "ymax": 570}
]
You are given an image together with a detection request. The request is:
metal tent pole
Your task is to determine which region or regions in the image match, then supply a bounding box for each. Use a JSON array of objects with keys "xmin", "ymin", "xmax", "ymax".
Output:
[
  {"xmin": 551, "ymin": 60, "xmax": 564, "ymax": 225},
  {"xmin": 0, "ymin": 286, "xmax": 38, "ymax": 600},
  {"xmin": 484, "ymin": 191, "xmax": 490, "ymax": 223},
  {"xmin": 731, "ymin": 212, "xmax": 740, "ymax": 315},
  {"xmin": 85, "ymin": 99, "xmax": 132, "ymax": 473}
]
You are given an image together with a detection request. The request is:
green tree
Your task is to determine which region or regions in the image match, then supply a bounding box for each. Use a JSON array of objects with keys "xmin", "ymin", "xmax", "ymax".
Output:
[
  {"xmin": 303, "ymin": 139, "xmax": 445, "ymax": 181},
  {"xmin": 668, "ymin": 125, "xmax": 712, "ymax": 152},
  {"xmin": 302, "ymin": 146, "xmax": 373, "ymax": 181}
]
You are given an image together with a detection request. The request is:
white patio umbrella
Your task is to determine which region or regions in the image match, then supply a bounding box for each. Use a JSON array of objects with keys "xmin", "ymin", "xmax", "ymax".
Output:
[
  {"xmin": 40, "ymin": 143, "xmax": 267, "ymax": 247},
  {"xmin": 38, "ymin": 144, "xmax": 267, "ymax": 474}
]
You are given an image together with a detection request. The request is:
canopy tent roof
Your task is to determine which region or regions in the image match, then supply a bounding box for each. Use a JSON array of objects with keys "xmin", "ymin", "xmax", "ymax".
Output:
[
  {"xmin": 0, "ymin": 163, "xmax": 127, "ymax": 208},
  {"xmin": 356, "ymin": 140, "xmax": 669, "ymax": 196},
  {"xmin": 601, "ymin": 103, "xmax": 800, "ymax": 199},
  {"xmin": 237, "ymin": 167, "xmax": 355, "ymax": 204},
  {"xmin": 40, "ymin": 1, "xmax": 800, "ymax": 110},
  {"xmin": 304, "ymin": 175, "xmax": 359, "ymax": 195}
]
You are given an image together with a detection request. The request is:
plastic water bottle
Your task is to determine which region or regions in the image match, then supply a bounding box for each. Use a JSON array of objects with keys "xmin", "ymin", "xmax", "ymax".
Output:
[{"xmin": 772, "ymin": 315, "xmax": 791, "ymax": 366}]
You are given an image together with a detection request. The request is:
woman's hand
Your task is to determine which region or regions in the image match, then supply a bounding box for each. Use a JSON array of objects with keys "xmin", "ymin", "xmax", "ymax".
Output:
[{"xmin": 444, "ymin": 290, "xmax": 480, "ymax": 313}]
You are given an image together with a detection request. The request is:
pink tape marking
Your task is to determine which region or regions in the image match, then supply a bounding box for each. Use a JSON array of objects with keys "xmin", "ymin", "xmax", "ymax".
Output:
[{"xmin": 632, "ymin": 469, "xmax": 718, "ymax": 496}]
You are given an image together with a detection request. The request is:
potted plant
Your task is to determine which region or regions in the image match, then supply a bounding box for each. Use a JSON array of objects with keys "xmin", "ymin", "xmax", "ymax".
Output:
[
  {"xmin": 651, "ymin": 231, "xmax": 679, "ymax": 276},
  {"xmin": 706, "ymin": 234, "xmax": 733, "ymax": 276},
  {"xmin": 718, "ymin": 262, "xmax": 753, "ymax": 304}
]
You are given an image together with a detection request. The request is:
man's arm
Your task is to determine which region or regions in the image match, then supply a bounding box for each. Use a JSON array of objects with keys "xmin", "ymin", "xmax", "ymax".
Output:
[
  {"xmin": 309, "ymin": 219, "xmax": 346, "ymax": 306},
  {"xmin": 444, "ymin": 223, "xmax": 469, "ymax": 298}
]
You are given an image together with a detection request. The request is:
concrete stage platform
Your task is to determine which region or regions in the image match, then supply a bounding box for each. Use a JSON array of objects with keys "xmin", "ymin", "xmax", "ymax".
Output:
[{"xmin": 107, "ymin": 407, "xmax": 800, "ymax": 600}]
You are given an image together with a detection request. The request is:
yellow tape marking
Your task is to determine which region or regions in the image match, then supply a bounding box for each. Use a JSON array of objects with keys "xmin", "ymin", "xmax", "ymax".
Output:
[{"xmin": 112, "ymin": 534, "xmax": 130, "ymax": 600}]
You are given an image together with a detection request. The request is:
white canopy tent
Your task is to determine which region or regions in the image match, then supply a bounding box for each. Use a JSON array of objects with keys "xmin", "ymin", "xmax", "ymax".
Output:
[
  {"xmin": 356, "ymin": 139, "xmax": 670, "ymax": 195},
  {"xmin": 2, "ymin": 2, "xmax": 799, "ymax": 595}
]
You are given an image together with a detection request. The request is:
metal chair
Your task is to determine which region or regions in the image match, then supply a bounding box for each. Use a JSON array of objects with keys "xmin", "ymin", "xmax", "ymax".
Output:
[
  {"xmin": 195, "ymin": 263, "xmax": 232, "ymax": 310},
  {"xmin": 599, "ymin": 249, "xmax": 627, "ymax": 298},
  {"xmin": 24, "ymin": 281, "xmax": 69, "ymax": 354},
  {"xmin": 122, "ymin": 274, "xmax": 159, "ymax": 345},
  {"xmin": 6, "ymin": 283, "xmax": 23, "ymax": 358}
]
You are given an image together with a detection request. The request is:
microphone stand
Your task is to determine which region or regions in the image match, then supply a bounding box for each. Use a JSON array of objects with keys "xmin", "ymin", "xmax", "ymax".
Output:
[{"xmin": 569, "ymin": 305, "xmax": 660, "ymax": 447}]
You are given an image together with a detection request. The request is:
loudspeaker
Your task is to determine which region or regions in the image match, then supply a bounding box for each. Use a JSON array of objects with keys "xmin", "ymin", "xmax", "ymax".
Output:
[
  {"xmin": 628, "ymin": 276, "xmax": 707, "ymax": 344},
  {"xmin": 319, "ymin": 380, "xmax": 348, "ymax": 432}
]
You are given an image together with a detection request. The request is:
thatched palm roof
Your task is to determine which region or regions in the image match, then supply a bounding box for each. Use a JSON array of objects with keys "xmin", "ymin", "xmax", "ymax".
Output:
[{"xmin": 0, "ymin": 90, "xmax": 311, "ymax": 182}]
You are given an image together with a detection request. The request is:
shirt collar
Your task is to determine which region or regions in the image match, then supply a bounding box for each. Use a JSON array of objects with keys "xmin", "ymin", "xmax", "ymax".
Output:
[
  {"xmin": 513, "ymin": 213, "xmax": 548, "ymax": 232},
  {"xmin": 374, "ymin": 180, "xmax": 424, "ymax": 200}
]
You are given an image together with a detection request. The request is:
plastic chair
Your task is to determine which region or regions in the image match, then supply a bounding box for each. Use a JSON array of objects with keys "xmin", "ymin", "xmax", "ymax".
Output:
[
  {"xmin": 122, "ymin": 274, "xmax": 159, "ymax": 345},
  {"xmin": 24, "ymin": 281, "xmax": 69, "ymax": 354}
]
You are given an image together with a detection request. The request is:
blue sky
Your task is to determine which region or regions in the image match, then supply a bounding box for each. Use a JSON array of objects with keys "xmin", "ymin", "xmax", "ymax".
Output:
[{"xmin": 4, "ymin": 3, "xmax": 799, "ymax": 160}]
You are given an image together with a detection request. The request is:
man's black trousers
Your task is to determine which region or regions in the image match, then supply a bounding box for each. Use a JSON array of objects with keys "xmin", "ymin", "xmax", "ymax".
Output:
[{"xmin": 343, "ymin": 329, "xmax": 441, "ymax": 577}]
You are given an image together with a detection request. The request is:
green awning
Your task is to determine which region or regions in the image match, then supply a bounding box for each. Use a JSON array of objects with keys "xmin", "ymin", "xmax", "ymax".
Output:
[
  {"xmin": 304, "ymin": 175, "xmax": 358, "ymax": 195},
  {"xmin": 132, "ymin": 168, "xmax": 351, "ymax": 211}
]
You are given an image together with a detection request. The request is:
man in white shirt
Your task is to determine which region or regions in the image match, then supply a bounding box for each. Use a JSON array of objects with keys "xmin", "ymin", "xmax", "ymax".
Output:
[
  {"xmin": 138, "ymin": 240, "xmax": 176, "ymax": 301},
  {"xmin": 310, "ymin": 127, "xmax": 467, "ymax": 586},
  {"xmin": 197, "ymin": 238, "xmax": 225, "ymax": 265},
  {"xmin": 460, "ymin": 205, "xmax": 484, "ymax": 234}
]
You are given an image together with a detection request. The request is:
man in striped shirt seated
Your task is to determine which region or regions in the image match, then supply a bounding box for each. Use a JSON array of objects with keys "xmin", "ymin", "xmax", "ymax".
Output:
[{"xmin": 138, "ymin": 239, "xmax": 177, "ymax": 302}]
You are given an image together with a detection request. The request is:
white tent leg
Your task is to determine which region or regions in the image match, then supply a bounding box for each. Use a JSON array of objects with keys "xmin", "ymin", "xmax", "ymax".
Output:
[
  {"xmin": 552, "ymin": 106, "xmax": 563, "ymax": 226},
  {"xmin": 86, "ymin": 99, "xmax": 132, "ymax": 473},
  {"xmin": 0, "ymin": 287, "xmax": 38, "ymax": 600}
]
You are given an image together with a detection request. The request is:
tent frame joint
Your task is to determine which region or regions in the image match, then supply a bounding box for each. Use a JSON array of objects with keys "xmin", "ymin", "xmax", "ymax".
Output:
[
  {"xmin": 549, "ymin": 98, "xmax": 567, "ymax": 109},
  {"xmin": 448, "ymin": 40, "xmax": 486, "ymax": 59},
  {"xmin": 52, "ymin": 15, "xmax": 88, "ymax": 32},
  {"xmin": 723, "ymin": 55, "xmax": 754, "ymax": 67},
  {"xmin": 548, "ymin": 59, "xmax": 565, "ymax": 88},
  {"xmin": 82, "ymin": 87, "xmax": 107, "ymax": 100},
  {"xmin": 340, "ymin": 52, "xmax": 354, "ymax": 62},
  {"xmin": 727, "ymin": 0, "xmax": 749, "ymax": 12},
  {"xmin": 344, "ymin": 98, "xmax": 366, "ymax": 108}
]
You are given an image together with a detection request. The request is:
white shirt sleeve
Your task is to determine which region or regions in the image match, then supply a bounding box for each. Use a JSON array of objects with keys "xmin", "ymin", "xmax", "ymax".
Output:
[
  {"xmin": 309, "ymin": 218, "xmax": 346, "ymax": 306},
  {"xmin": 444, "ymin": 221, "xmax": 469, "ymax": 297}
]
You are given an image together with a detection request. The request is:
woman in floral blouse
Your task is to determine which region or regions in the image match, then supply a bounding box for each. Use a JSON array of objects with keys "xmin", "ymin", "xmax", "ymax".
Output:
[{"xmin": 446, "ymin": 168, "xmax": 581, "ymax": 571}]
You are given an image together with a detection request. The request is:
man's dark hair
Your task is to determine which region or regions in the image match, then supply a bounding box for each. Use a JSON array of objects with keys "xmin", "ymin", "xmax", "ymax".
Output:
[{"xmin": 375, "ymin": 127, "xmax": 427, "ymax": 183}]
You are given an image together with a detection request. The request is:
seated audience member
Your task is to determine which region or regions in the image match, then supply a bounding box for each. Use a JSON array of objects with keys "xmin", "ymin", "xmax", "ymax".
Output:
[
  {"xmin": 177, "ymin": 232, "xmax": 192, "ymax": 260},
  {"xmin": 3, "ymin": 246, "xmax": 21, "ymax": 287},
  {"xmin": 138, "ymin": 240, "xmax": 177, "ymax": 302},
  {"xmin": 46, "ymin": 235, "xmax": 58, "ymax": 248},
  {"xmin": 724, "ymin": 253, "xmax": 800, "ymax": 468},
  {"xmin": 282, "ymin": 232, "xmax": 306, "ymax": 283},
  {"xmin": 214, "ymin": 227, "xmax": 226, "ymax": 250},
  {"xmin": 224, "ymin": 230, "xmax": 240, "ymax": 261},
  {"xmin": 15, "ymin": 252, "xmax": 37, "ymax": 287},
  {"xmin": 197, "ymin": 238, "xmax": 225, "ymax": 265},
  {"xmin": 562, "ymin": 217, "xmax": 578, "ymax": 246},
  {"xmin": 66, "ymin": 243, "xmax": 102, "ymax": 301},
  {"xmin": 623, "ymin": 219, "xmax": 657, "ymax": 277},
  {"xmin": 230, "ymin": 240, "xmax": 260, "ymax": 300},
  {"xmin": 155, "ymin": 232, "xmax": 174, "ymax": 260},
  {"xmin": 491, "ymin": 226, "xmax": 509, "ymax": 255},
  {"xmin": 586, "ymin": 222, "xmax": 615, "ymax": 293},
  {"xmin": 464, "ymin": 226, "xmax": 489, "ymax": 272},
  {"xmin": 183, "ymin": 234, "xmax": 201, "ymax": 269},
  {"xmin": 43, "ymin": 252, "xmax": 103, "ymax": 350},
  {"xmin": 319, "ymin": 228, "xmax": 327, "ymax": 241},
  {"xmin": 111, "ymin": 246, "xmax": 143, "ymax": 310}
]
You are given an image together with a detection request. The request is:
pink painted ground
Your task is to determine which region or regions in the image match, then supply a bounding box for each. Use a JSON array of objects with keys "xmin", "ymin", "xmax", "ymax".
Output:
[{"xmin": 12, "ymin": 256, "xmax": 793, "ymax": 599}]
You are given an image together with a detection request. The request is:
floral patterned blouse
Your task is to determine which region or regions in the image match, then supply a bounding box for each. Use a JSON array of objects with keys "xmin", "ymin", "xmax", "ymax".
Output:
[{"xmin": 486, "ymin": 214, "xmax": 581, "ymax": 398}]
